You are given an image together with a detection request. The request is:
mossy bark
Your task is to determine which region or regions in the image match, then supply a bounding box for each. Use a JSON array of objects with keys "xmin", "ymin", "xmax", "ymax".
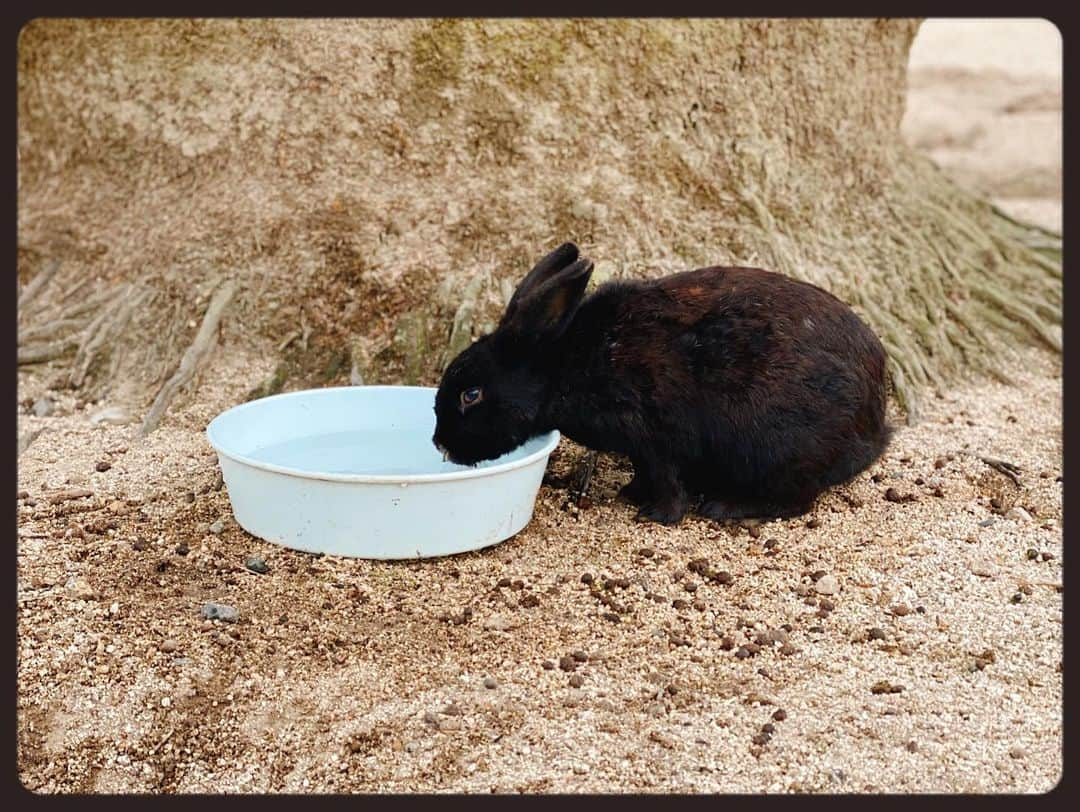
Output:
[{"xmin": 17, "ymin": 19, "xmax": 1060, "ymax": 420}]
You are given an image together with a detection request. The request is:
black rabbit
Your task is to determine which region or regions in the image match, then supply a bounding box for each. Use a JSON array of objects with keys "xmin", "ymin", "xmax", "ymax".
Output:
[{"xmin": 433, "ymin": 242, "xmax": 892, "ymax": 525}]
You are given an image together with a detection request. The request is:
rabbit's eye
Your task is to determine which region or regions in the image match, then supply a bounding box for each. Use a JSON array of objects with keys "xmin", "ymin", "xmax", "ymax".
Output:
[{"xmin": 460, "ymin": 387, "xmax": 483, "ymax": 409}]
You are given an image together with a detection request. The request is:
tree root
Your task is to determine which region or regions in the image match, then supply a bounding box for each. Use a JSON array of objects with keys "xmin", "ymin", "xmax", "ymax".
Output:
[
  {"xmin": 18, "ymin": 317, "xmax": 91, "ymax": 345},
  {"xmin": 139, "ymin": 279, "xmax": 237, "ymax": 437},
  {"xmin": 18, "ymin": 338, "xmax": 79, "ymax": 365},
  {"xmin": 18, "ymin": 259, "xmax": 60, "ymax": 312},
  {"xmin": 737, "ymin": 153, "xmax": 1061, "ymax": 421},
  {"xmin": 69, "ymin": 285, "xmax": 153, "ymax": 389}
]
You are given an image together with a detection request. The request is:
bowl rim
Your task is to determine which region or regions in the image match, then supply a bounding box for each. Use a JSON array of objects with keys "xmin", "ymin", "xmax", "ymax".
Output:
[{"xmin": 205, "ymin": 385, "xmax": 561, "ymax": 484}]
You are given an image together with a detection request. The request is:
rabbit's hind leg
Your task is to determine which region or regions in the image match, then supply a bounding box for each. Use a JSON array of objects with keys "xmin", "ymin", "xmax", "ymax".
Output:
[{"xmin": 698, "ymin": 496, "xmax": 812, "ymax": 522}]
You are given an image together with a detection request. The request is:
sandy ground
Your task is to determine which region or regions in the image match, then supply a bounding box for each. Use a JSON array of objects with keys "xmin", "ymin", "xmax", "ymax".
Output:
[
  {"xmin": 15, "ymin": 348, "xmax": 1064, "ymax": 793},
  {"xmin": 17, "ymin": 19, "xmax": 1063, "ymax": 795}
]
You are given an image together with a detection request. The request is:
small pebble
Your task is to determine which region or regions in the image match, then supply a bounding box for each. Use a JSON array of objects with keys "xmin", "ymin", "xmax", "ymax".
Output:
[
  {"xmin": 175, "ymin": 543, "xmax": 189, "ymax": 556},
  {"xmin": 1026, "ymin": 548, "xmax": 1039, "ymax": 560},
  {"xmin": 571, "ymin": 650, "xmax": 588, "ymax": 663},
  {"xmin": 90, "ymin": 406, "xmax": 132, "ymax": 425},
  {"xmin": 772, "ymin": 709, "xmax": 787, "ymax": 722},
  {"xmin": 201, "ymin": 602, "xmax": 239, "ymax": 623},
  {"xmin": 649, "ymin": 730, "xmax": 675, "ymax": 748},
  {"xmin": 869, "ymin": 627, "xmax": 887, "ymax": 641},
  {"xmin": 970, "ymin": 558, "xmax": 997, "ymax": 578},
  {"xmin": 541, "ymin": 660, "xmax": 555, "ymax": 670},
  {"xmin": 906, "ymin": 740, "xmax": 919, "ymax": 753},
  {"xmin": 94, "ymin": 461, "xmax": 112, "ymax": 473},
  {"xmin": 751, "ymin": 732, "xmax": 771, "ymax": 746},
  {"xmin": 891, "ymin": 603, "xmax": 912, "ymax": 617},
  {"xmin": 1009, "ymin": 746, "xmax": 1026, "ymax": 760},
  {"xmin": 483, "ymin": 677, "xmax": 498, "ymax": 689},
  {"xmin": 806, "ymin": 517, "xmax": 822, "ymax": 529},
  {"xmin": 580, "ymin": 573, "xmax": 594, "ymax": 585},
  {"xmin": 559, "ymin": 656, "xmax": 577, "ymax": 672},
  {"xmin": 637, "ymin": 547, "xmax": 655, "ymax": 558},
  {"xmin": 65, "ymin": 578, "xmax": 96, "ymax": 601},
  {"xmin": 779, "ymin": 644, "xmax": 797, "ymax": 656},
  {"xmin": 208, "ymin": 519, "xmax": 225, "ymax": 535},
  {"xmin": 979, "ymin": 517, "xmax": 996, "ymax": 528},
  {"xmin": 719, "ymin": 637, "xmax": 735, "ymax": 651},
  {"xmin": 761, "ymin": 723, "xmax": 775, "ymax": 734},
  {"xmin": 32, "ymin": 396, "xmax": 55, "ymax": 417},
  {"xmin": 871, "ymin": 680, "xmax": 904, "ymax": 694},
  {"xmin": 519, "ymin": 594, "xmax": 541, "ymax": 608},
  {"xmin": 672, "ymin": 599, "xmax": 689, "ymax": 611},
  {"xmin": 735, "ymin": 646, "xmax": 752, "ymax": 659},
  {"xmin": 159, "ymin": 639, "xmax": 179, "ymax": 653},
  {"xmin": 1040, "ymin": 551, "xmax": 1055, "ymax": 561},
  {"xmin": 245, "ymin": 556, "xmax": 270, "ymax": 574},
  {"xmin": 814, "ymin": 574, "xmax": 840, "ymax": 595},
  {"xmin": 563, "ymin": 690, "xmax": 586, "ymax": 709},
  {"xmin": 497, "ymin": 577, "xmax": 512, "ymax": 588},
  {"xmin": 1006, "ymin": 506, "xmax": 1031, "ymax": 523},
  {"xmin": 569, "ymin": 674, "xmax": 584, "ymax": 688}
]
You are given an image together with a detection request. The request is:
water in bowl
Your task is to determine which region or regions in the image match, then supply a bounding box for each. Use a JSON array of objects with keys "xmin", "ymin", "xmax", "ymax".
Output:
[{"xmin": 247, "ymin": 428, "xmax": 513, "ymax": 476}]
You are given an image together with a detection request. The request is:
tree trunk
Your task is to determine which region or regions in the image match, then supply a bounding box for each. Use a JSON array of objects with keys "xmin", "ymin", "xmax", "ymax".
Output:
[{"xmin": 17, "ymin": 19, "xmax": 1060, "ymax": 424}]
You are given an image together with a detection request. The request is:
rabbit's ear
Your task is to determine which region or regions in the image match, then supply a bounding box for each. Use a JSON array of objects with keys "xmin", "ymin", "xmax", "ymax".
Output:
[
  {"xmin": 500, "ymin": 258, "xmax": 593, "ymax": 342},
  {"xmin": 504, "ymin": 242, "xmax": 579, "ymax": 318}
]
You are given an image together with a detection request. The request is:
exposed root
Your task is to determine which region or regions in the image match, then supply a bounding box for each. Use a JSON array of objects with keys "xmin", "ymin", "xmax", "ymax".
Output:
[
  {"xmin": 737, "ymin": 153, "xmax": 1061, "ymax": 420},
  {"xmin": 18, "ymin": 259, "xmax": 60, "ymax": 312},
  {"xmin": 18, "ymin": 317, "xmax": 91, "ymax": 345},
  {"xmin": 18, "ymin": 338, "xmax": 79, "ymax": 365},
  {"xmin": 139, "ymin": 279, "xmax": 237, "ymax": 437},
  {"xmin": 69, "ymin": 284, "xmax": 152, "ymax": 389}
]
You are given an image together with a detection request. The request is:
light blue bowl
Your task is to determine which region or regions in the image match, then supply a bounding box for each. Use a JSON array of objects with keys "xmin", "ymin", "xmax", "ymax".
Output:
[{"xmin": 205, "ymin": 386, "xmax": 560, "ymax": 559}]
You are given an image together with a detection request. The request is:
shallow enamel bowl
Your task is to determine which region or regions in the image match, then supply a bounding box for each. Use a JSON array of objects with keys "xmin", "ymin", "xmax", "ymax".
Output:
[{"xmin": 205, "ymin": 386, "xmax": 560, "ymax": 559}]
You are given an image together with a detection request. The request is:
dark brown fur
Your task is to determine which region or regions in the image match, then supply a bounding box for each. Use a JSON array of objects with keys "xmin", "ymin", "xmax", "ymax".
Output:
[{"xmin": 434, "ymin": 244, "xmax": 892, "ymax": 525}]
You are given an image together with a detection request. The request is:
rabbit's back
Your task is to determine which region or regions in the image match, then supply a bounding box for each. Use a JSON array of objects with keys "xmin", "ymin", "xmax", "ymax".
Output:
[{"xmin": 569, "ymin": 266, "xmax": 890, "ymax": 503}]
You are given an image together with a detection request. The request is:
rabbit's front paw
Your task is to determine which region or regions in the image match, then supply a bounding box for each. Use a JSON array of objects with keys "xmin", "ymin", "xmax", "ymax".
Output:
[{"xmin": 618, "ymin": 475, "xmax": 651, "ymax": 505}]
